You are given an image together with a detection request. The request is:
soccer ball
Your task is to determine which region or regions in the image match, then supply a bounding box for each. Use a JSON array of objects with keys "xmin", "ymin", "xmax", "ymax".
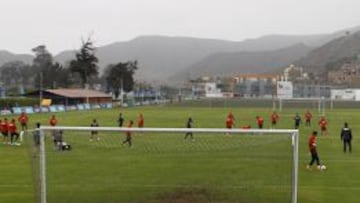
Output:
[{"xmin": 318, "ymin": 165, "xmax": 326, "ymax": 170}]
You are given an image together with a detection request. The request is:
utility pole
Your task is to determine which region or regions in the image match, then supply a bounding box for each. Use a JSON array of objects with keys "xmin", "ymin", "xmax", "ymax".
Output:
[
  {"xmin": 120, "ymin": 77, "xmax": 123, "ymax": 107},
  {"xmin": 39, "ymin": 72, "xmax": 43, "ymax": 107}
]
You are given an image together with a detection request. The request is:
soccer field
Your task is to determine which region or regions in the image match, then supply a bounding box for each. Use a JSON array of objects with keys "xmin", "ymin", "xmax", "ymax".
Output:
[{"xmin": 1, "ymin": 106, "xmax": 360, "ymax": 203}]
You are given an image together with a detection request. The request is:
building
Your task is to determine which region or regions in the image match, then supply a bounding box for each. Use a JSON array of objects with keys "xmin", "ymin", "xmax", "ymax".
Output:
[
  {"xmin": 283, "ymin": 64, "xmax": 309, "ymax": 82},
  {"xmin": 328, "ymin": 63, "xmax": 360, "ymax": 87},
  {"xmin": 233, "ymin": 74, "xmax": 279, "ymax": 98},
  {"xmin": 293, "ymin": 84, "xmax": 331, "ymax": 98},
  {"xmin": 277, "ymin": 81, "xmax": 293, "ymax": 99},
  {"xmin": 188, "ymin": 76, "xmax": 225, "ymax": 98},
  {"xmin": 27, "ymin": 88, "xmax": 112, "ymax": 105},
  {"xmin": 331, "ymin": 89, "xmax": 360, "ymax": 101}
]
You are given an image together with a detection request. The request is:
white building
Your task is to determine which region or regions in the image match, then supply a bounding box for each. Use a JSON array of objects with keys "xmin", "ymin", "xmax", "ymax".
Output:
[
  {"xmin": 205, "ymin": 82, "xmax": 223, "ymax": 98},
  {"xmin": 277, "ymin": 81, "xmax": 293, "ymax": 99},
  {"xmin": 331, "ymin": 89, "xmax": 360, "ymax": 101}
]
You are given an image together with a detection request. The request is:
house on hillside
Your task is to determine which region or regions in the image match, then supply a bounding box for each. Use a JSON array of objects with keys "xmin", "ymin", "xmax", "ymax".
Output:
[
  {"xmin": 328, "ymin": 63, "xmax": 360, "ymax": 87},
  {"xmin": 27, "ymin": 88, "xmax": 112, "ymax": 105}
]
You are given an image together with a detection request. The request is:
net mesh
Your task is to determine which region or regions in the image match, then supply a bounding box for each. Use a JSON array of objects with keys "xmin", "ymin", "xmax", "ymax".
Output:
[{"xmin": 27, "ymin": 128, "xmax": 294, "ymax": 203}]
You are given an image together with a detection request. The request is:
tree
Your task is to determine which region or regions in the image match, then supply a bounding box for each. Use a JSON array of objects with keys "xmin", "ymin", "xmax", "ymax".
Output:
[
  {"xmin": 105, "ymin": 61, "xmax": 138, "ymax": 98},
  {"xmin": 32, "ymin": 45, "xmax": 72, "ymax": 89},
  {"xmin": 69, "ymin": 37, "xmax": 99, "ymax": 87},
  {"xmin": 0, "ymin": 61, "xmax": 27, "ymax": 87}
]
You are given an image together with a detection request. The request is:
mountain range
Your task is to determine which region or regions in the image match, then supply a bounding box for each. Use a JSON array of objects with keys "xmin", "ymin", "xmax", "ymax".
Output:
[{"xmin": 0, "ymin": 25, "xmax": 360, "ymax": 85}]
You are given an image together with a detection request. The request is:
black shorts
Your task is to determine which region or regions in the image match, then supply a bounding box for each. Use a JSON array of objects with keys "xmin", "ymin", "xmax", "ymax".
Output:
[{"xmin": 2, "ymin": 131, "xmax": 8, "ymax": 137}]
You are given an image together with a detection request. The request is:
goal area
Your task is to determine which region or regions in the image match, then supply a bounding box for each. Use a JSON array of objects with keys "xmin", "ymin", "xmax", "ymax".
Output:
[{"xmin": 27, "ymin": 126, "xmax": 299, "ymax": 203}]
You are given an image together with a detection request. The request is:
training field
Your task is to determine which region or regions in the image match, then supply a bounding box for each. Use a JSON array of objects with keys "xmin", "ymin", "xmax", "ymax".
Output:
[{"xmin": 1, "ymin": 105, "xmax": 360, "ymax": 203}]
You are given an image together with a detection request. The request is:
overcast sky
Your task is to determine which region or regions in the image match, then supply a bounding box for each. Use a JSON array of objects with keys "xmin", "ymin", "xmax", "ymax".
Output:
[{"xmin": 1, "ymin": 0, "xmax": 360, "ymax": 54}]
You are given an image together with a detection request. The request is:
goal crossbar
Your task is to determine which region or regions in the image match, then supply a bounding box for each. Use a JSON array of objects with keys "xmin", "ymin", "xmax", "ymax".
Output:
[
  {"xmin": 35, "ymin": 126, "xmax": 299, "ymax": 203},
  {"xmin": 39, "ymin": 126, "xmax": 298, "ymax": 134}
]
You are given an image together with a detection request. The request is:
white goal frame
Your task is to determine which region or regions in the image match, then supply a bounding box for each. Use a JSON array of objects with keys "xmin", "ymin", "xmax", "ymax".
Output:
[
  {"xmin": 36, "ymin": 126, "xmax": 299, "ymax": 203},
  {"xmin": 277, "ymin": 97, "xmax": 326, "ymax": 115}
]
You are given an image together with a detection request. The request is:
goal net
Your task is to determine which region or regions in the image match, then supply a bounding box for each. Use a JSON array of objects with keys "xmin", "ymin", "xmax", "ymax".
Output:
[
  {"xmin": 276, "ymin": 98, "xmax": 326, "ymax": 115},
  {"xmin": 27, "ymin": 127, "xmax": 299, "ymax": 203}
]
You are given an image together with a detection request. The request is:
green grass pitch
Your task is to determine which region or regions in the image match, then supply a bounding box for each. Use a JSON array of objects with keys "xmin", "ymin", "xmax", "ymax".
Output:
[{"xmin": 1, "ymin": 106, "xmax": 360, "ymax": 203}]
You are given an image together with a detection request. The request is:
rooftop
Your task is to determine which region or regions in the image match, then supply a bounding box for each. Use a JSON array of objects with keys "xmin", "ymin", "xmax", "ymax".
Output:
[{"xmin": 45, "ymin": 88, "xmax": 111, "ymax": 98}]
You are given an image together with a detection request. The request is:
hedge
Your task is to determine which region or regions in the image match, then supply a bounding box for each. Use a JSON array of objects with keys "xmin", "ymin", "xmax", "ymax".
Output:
[{"xmin": 0, "ymin": 97, "xmax": 39, "ymax": 109}]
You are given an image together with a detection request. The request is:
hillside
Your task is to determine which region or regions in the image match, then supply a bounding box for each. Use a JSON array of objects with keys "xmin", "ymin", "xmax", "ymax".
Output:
[
  {"xmin": 0, "ymin": 50, "xmax": 33, "ymax": 65},
  {"xmin": 170, "ymin": 43, "xmax": 312, "ymax": 82},
  {"xmin": 294, "ymin": 31, "xmax": 360, "ymax": 73},
  {"xmin": 53, "ymin": 34, "xmax": 332, "ymax": 82},
  {"xmin": 1, "ymin": 25, "xmax": 360, "ymax": 83}
]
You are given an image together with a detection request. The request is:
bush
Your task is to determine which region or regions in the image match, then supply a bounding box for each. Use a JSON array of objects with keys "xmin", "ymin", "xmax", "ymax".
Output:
[{"xmin": 0, "ymin": 97, "xmax": 39, "ymax": 109}]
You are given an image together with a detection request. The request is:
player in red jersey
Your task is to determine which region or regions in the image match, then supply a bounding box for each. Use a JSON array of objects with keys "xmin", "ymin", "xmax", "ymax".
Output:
[
  {"xmin": 304, "ymin": 110, "xmax": 312, "ymax": 127},
  {"xmin": 49, "ymin": 115, "xmax": 58, "ymax": 144},
  {"xmin": 307, "ymin": 131, "xmax": 322, "ymax": 170},
  {"xmin": 49, "ymin": 115, "xmax": 57, "ymax": 126},
  {"xmin": 1, "ymin": 118, "xmax": 9, "ymax": 144},
  {"xmin": 9, "ymin": 119, "xmax": 20, "ymax": 145},
  {"xmin": 256, "ymin": 116, "xmax": 264, "ymax": 129},
  {"xmin": 270, "ymin": 111, "xmax": 279, "ymax": 128},
  {"xmin": 137, "ymin": 113, "xmax": 144, "ymax": 135},
  {"xmin": 138, "ymin": 113, "xmax": 144, "ymax": 128},
  {"xmin": 122, "ymin": 120, "xmax": 134, "ymax": 147},
  {"xmin": 18, "ymin": 112, "xmax": 29, "ymax": 131},
  {"xmin": 225, "ymin": 116, "xmax": 234, "ymax": 136},
  {"xmin": 227, "ymin": 111, "xmax": 235, "ymax": 122},
  {"xmin": 318, "ymin": 116, "xmax": 328, "ymax": 136},
  {"xmin": 226, "ymin": 116, "xmax": 234, "ymax": 129}
]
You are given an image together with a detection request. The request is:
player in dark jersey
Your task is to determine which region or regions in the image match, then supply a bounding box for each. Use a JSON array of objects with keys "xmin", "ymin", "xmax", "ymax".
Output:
[
  {"xmin": 294, "ymin": 113, "xmax": 301, "ymax": 129},
  {"xmin": 184, "ymin": 117, "xmax": 194, "ymax": 140},
  {"xmin": 118, "ymin": 113, "xmax": 124, "ymax": 127},
  {"xmin": 340, "ymin": 122, "xmax": 352, "ymax": 153},
  {"xmin": 90, "ymin": 119, "xmax": 100, "ymax": 141}
]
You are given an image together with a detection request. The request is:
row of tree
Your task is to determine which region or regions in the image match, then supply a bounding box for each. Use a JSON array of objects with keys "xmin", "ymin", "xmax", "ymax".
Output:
[{"xmin": 0, "ymin": 38, "xmax": 138, "ymax": 98}]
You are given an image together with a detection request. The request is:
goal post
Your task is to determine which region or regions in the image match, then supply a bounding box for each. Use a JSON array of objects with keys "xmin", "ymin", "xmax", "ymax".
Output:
[
  {"xmin": 277, "ymin": 97, "xmax": 326, "ymax": 116},
  {"xmin": 32, "ymin": 126, "xmax": 299, "ymax": 203}
]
